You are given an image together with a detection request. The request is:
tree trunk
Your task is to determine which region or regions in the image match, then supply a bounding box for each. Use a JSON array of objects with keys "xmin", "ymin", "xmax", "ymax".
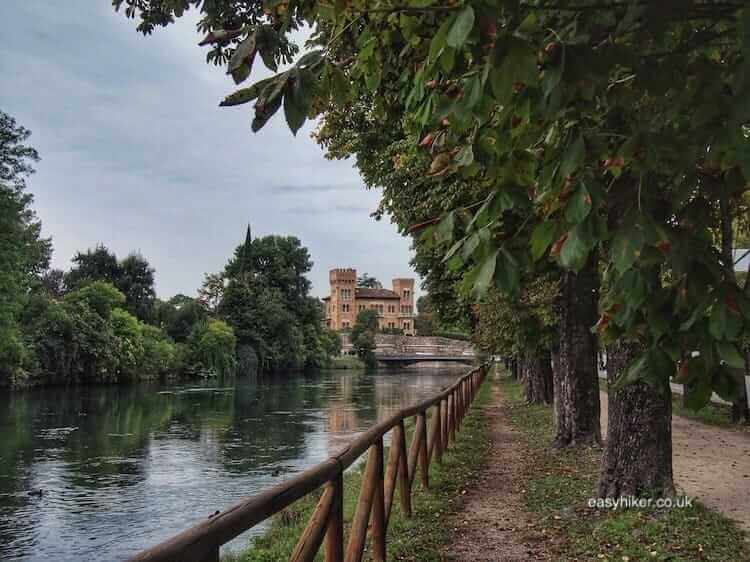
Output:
[
  {"xmin": 510, "ymin": 358, "xmax": 521, "ymax": 380},
  {"xmin": 732, "ymin": 348, "xmax": 750, "ymax": 423},
  {"xmin": 598, "ymin": 340, "xmax": 675, "ymax": 498},
  {"xmin": 552, "ymin": 263, "xmax": 602, "ymax": 448},
  {"xmin": 523, "ymin": 350, "xmax": 554, "ymax": 405}
]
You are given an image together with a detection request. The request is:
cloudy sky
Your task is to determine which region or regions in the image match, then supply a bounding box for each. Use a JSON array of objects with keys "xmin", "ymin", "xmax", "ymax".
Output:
[{"xmin": 0, "ymin": 1, "xmax": 418, "ymax": 299}]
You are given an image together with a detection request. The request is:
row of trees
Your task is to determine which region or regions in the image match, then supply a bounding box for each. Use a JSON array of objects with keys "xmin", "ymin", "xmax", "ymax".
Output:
[
  {"xmin": 0, "ymin": 110, "xmax": 339, "ymax": 389},
  {"xmin": 116, "ymin": 0, "xmax": 750, "ymax": 499}
]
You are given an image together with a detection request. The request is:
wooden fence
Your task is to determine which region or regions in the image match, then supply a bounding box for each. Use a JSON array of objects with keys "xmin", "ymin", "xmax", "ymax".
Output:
[{"xmin": 128, "ymin": 363, "xmax": 489, "ymax": 562}]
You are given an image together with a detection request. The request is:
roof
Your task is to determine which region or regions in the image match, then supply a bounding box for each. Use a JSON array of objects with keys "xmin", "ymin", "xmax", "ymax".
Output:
[{"xmin": 355, "ymin": 287, "xmax": 401, "ymax": 300}]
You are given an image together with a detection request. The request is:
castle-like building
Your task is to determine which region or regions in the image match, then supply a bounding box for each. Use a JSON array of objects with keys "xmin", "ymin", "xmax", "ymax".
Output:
[{"xmin": 323, "ymin": 268, "xmax": 415, "ymax": 335}]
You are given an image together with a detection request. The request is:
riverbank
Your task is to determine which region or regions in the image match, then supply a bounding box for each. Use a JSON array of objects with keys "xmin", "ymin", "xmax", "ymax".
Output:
[
  {"xmin": 496, "ymin": 373, "xmax": 749, "ymax": 561},
  {"xmin": 327, "ymin": 355, "xmax": 366, "ymax": 370},
  {"xmin": 224, "ymin": 374, "xmax": 492, "ymax": 561}
]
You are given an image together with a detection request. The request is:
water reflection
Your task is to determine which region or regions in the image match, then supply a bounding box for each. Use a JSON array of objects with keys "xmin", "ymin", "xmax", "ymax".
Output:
[{"xmin": 0, "ymin": 365, "xmax": 466, "ymax": 561}]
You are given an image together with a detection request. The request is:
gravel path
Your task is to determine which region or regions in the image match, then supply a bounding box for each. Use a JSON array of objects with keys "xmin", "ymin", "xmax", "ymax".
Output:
[
  {"xmin": 599, "ymin": 391, "xmax": 750, "ymax": 532},
  {"xmin": 446, "ymin": 385, "xmax": 550, "ymax": 561}
]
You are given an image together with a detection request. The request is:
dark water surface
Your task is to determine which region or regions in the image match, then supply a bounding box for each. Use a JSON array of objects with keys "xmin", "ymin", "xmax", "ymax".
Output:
[{"xmin": 0, "ymin": 366, "xmax": 467, "ymax": 561}]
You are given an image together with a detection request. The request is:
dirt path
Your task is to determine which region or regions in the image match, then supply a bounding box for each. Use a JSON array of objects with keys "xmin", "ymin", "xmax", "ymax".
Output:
[
  {"xmin": 446, "ymin": 385, "xmax": 549, "ymax": 561},
  {"xmin": 599, "ymin": 391, "xmax": 750, "ymax": 532}
]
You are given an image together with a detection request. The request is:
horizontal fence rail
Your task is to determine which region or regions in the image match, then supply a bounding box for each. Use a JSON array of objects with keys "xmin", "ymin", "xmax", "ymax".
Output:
[{"xmin": 127, "ymin": 363, "xmax": 490, "ymax": 562}]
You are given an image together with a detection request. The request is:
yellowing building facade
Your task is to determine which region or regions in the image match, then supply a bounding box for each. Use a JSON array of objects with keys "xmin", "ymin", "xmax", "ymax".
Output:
[{"xmin": 323, "ymin": 268, "xmax": 415, "ymax": 335}]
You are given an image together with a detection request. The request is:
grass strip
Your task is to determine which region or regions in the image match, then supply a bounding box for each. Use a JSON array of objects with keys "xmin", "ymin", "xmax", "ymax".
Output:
[{"xmin": 499, "ymin": 375, "xmax": 749, "ymax": 562}]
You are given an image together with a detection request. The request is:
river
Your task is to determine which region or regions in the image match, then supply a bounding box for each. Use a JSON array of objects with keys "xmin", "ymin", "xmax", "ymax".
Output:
[{"xmin": 0, "ymin": 365, "xmax": 468, "ymax": 561}]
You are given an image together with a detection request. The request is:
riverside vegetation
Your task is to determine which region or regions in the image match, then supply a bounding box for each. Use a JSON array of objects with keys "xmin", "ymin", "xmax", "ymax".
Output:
[{"xmin": 0, "ymin": 110, "xmax": 341, "ymax": 389}]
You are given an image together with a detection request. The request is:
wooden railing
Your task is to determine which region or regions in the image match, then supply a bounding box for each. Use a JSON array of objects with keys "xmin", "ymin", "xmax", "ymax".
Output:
[{"xmin": 128, "ymin": 364, "xmax": 489, "ymax": 562}]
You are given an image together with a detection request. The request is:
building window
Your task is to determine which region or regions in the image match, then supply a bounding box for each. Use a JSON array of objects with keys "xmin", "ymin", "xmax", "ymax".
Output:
[
  {"xmin": 343, "ymin": 321, "xmax": 350, "ymax": 329},
  {"xmin": 378, "ymin": 304, "xmax": 384, "ymax": 313},
  {"xmin": 388, "ymin": 322, "xmax": 395, "ymax": 329},
  {"xmin": 358, "ymin": 304, "xmax": 365, "ymax": 311},
  {"xmin": 342, "ymin": 304, "xmax": 350, "ymax": 312},
  {"xmin": 403, "ymin": 322, "xmax": 410, "ymax": 331},
  {"xmin": 403, "ymin": 289, "xmax": 411, "ymax": 299}
]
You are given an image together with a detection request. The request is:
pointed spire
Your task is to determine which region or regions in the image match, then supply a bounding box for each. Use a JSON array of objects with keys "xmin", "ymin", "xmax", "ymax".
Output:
[
  {"xmin": 244, "ymin": 224, "xmax": 252, "ymax": 248},
  {"xmin": 239, "ymin": 223, "xmax": 253, "ymax": 276}
]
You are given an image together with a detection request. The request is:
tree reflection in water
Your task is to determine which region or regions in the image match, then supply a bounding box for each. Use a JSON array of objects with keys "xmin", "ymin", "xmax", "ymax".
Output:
[{"xmin": 0, "ymin": 365, "xmax": 466, "ymax": 561}]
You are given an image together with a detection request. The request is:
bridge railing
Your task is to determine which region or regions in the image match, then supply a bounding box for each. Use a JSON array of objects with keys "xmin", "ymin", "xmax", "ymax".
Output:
[{"xmin": 127, "ymin": 362, "xmax": 490, "ymax": 562}]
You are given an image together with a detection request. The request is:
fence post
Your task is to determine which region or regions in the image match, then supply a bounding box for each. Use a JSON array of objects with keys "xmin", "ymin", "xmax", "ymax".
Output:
[
  {"xmin": 371, "ymin": 439, "xmax": 386, "ymax": 562},
  {"xmin": 325, "ymin": 474, "xmax": 343, "ymax": 562},
  {"xmin": 418, "ymin": 412, "xmax": 429, "ymax": 489},
  {"xmin": 407, "ymin": 414, "xmax": 425, "ymax": 486},
  {"xmin": 396, "ymin": 420, "xmax": 412, "ymax": 517},
  {"xmin": 346, "ymin": 444, "xmax": 381, "ymax": 562}
]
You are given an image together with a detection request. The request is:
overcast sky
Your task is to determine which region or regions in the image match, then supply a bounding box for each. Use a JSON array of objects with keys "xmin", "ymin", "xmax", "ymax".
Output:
[{"xmin": 0, "ymin": 1, "xmax": 419, "ymax": 299}]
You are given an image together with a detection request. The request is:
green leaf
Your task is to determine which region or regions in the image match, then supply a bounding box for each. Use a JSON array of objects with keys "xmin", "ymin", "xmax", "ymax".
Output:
[
  {"xmin": 365, "ymin": 66, "xmax": 382, "ymax": 91},
  {"xmin": 717, "ymin": 341, "xmax": 746, "ymax": 369},
  {"xmin": 709, "ymin": 305, "xmax": 726, "ymax": 340},
  {"xmin": 611, "ymin": 228, "xmax": 645, "ymax": 273},
  {"xmin": 644, "ymin": 347, "xmax": 674, "ymax": 393},
  {"xmin": 461, "ymin": 232, "xmax": 481, "ymax": 260},
  {"xmin": 559, "ymin": 135, "xmax": 585, "ymax": 179},
  {"xmin": 296, "ymin": 49, "xmax": 324, "ymax": 68},
  {"xmin": 471, "ymin": 249, "xmax": 498, "ymax": 297},
  {"xmin": 283, "ymin": 68, "xmax": 313, "ymax": 135},
  {"xmin": 219, "ymin": 76, "xmax": 275, "ymax": 107},
  {"xmin": 713, "ymin": 366, "xmax": 741, "ymax": 402},
  {"xmin": 613, "ymin": 348, "xmax": 672, "ymax": 394},
  {"xmin": 463, "ymin": 75, "xmax": 483, "ymax": 109},
  {"xmin": 495, "ymin": 248, "xmax": 520, "ymax": 295},
  {"xmin": 429, "ymin": 18, "xmax": 452, "ymax": 63},
  {"xmin": 559, "ymin": 226, "xmax": 590, "ymax": 271},
  {"xmin": 260, "ymin": 48, "xmax": 278, "ymax": 72},
  {"xmin": 530, "ymin": 221, "xmax": 556, "ymax": 261},
  {"xmin": 435, "ymin": 212, "xmax": 455, "ymax": 244},
  {"xmin": 228, "ymin": 33, "xmax": 257, "ymax": 85},
  {"xmin": 441, "ymin": 47, "xmax": 456, "ymax": 73},
  {"xmin": 613, "ymin": 352, "xmax": 648, "ymax": 391},
  {"xmin": 446, "ymin": 6, "xmax": 475, "ymax": 48},
  {"xmin": 252, "ymin": 77, "xmax": 286, "ymax": 132},
  {"xmin": 565, "ymin": 184, "xmax": 592, "ymax": 224},
  {"xmin": 684, "ymin": 377, "xmax": 713, "ymax": 410}
]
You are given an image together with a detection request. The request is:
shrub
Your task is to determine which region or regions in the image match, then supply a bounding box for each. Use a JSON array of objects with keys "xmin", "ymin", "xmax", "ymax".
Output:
[
  {"xmin": 140, "ymin": 324, "xmax": 179, "ymax": 378},
  {"xmin": 188, "ymin": 319, "xmax": 237, "ymax": 378},
  {"xmin": 111, "ymin": 308, "xmax": 145, "ymax": 379},
  {"xmin": 64, "ymin": 281, "xmax": 125, "ymax": 319}
]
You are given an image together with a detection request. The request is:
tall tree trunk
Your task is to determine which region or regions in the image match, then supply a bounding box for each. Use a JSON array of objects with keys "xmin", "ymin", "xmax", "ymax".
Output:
[
  {"xmin": 598, "ymin": 340, "xmax": 675, "ymax": 498},
  {"xmin": 552, "ymin": 263, "xmax": 602, "ymax": 448},
  {"xmin": 522, "ymin": 350, "xmax": 554, "ymax": 405}
]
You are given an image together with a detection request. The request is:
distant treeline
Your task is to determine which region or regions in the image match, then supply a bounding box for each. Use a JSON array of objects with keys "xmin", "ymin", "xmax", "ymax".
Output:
[{"xmin": 0, "ymin": 110, "xmax": 340, "ymax": 389}]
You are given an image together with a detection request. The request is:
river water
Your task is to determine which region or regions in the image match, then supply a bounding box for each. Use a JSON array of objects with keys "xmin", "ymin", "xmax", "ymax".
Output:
[{"xmin": 0, "ymin": 365, "xmax": 468, "ymax": 561}]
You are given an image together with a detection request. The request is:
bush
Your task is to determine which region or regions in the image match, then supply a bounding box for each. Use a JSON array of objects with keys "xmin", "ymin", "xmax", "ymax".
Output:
[
  {"xmin": 111, "ymin": 308, "xmax": 144, "ymax": 379},
  {"xmin": 140, "ymin": 324, "xmax": 179, "ymax": 378},
  {"xmin": 64, "ymin": 281, "xmax": 125, "ymax": 319},
  {"xmin": 188, "ymin": 319, "xmax": 237, "ymax": 378}
]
